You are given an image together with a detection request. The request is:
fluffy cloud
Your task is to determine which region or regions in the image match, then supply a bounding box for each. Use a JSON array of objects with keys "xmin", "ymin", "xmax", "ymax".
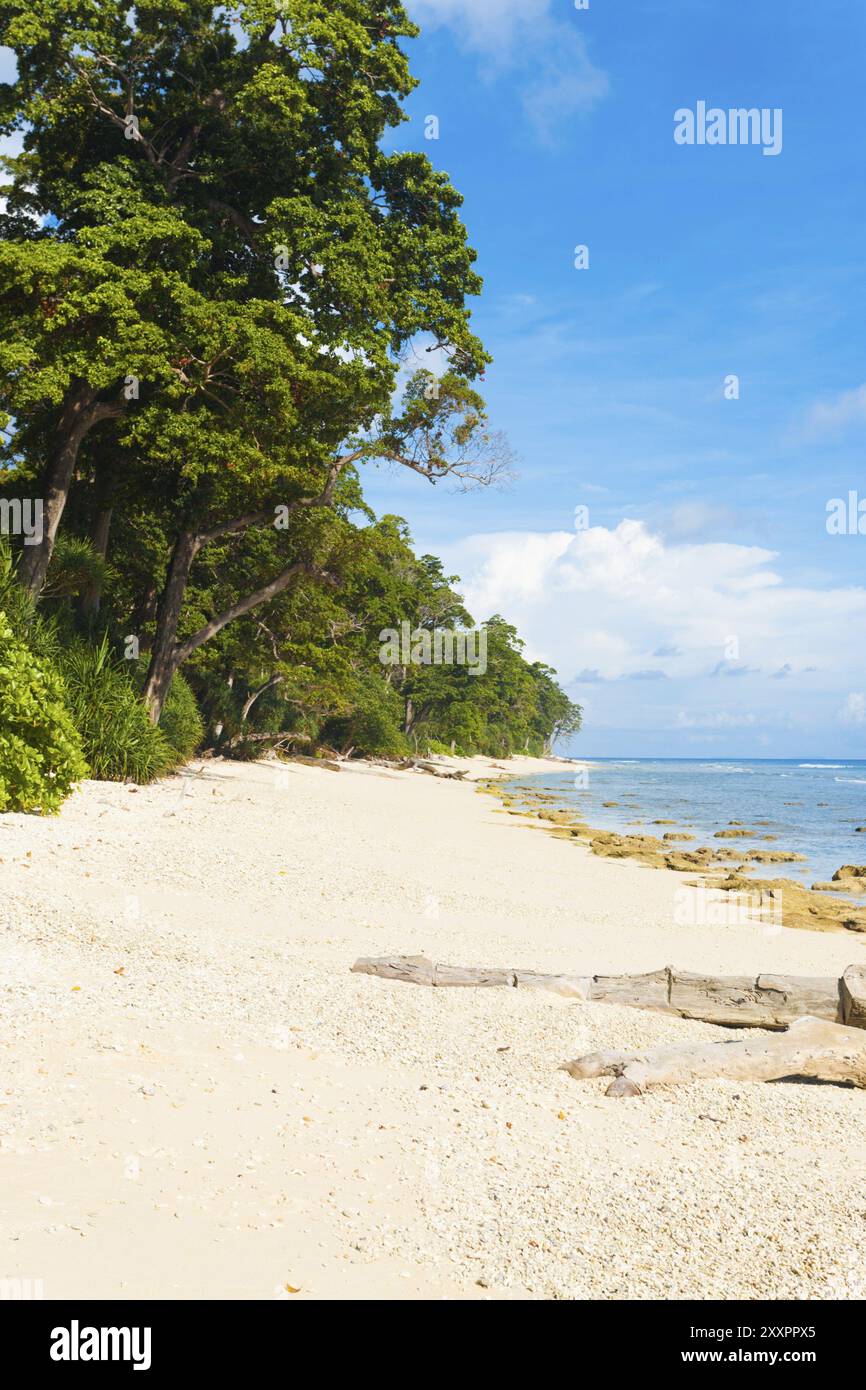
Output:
[
  {"xmin": 438, "ymin": 519, "xmax": 866, "ymax": 700},
  {"xmin": 409, "ymin": 0, "xmax": 549, "ymax": 53},
  {"xmin": 407, "ymin": 0, "xmax": 608, "ymax": 139}
]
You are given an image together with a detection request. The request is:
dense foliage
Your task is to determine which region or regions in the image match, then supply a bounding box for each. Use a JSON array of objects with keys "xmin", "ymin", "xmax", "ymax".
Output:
[
  {"xmin": 55, "ymin": 637, "xmax": 173, "ymax": 781},
  {"xmin": 0, "ymin": 2, "xmax": 580, "ymax": 802},
  {"xmin": 0, "ymin": 609, "xmax": 88, "ymax": 812}
]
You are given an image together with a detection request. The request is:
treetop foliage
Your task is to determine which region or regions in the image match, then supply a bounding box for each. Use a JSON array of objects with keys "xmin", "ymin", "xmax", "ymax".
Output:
[{"xmin": 0, "ymin": 2, "xmax": 580, "ymax": 779}]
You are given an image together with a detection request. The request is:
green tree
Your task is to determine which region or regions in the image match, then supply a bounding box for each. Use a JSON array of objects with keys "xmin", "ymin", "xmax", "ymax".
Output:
[
  {"xmin": 0, "ymin": 4, "xmax": 576, "ymax": 773},
  {"xmin": 0, "ymin": 2, "xmax": 507, "ymax": 720}
]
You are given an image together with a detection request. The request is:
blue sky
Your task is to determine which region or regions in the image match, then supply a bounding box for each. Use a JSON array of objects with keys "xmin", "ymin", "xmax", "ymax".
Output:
[
  {"xmin": 3, "ymin": 5, "xmax": 866, "ymax": 758},
  {"xmin": 360, "ymin": 0, "xmax": 866, "ymax": 758}
]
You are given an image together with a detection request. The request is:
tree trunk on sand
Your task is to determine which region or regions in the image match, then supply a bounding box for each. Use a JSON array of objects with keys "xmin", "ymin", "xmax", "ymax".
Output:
[
  {"xmin": 353, "ymin": 958, "xmax": 866, "ymax": 1095},
  {"xmin": 17, "ymin": 385, "xmax": 123, "ymax": 597},
  {"xmin": 351, "ymin": 956, "xmax": 863, "ymax": 1030},
  {"xmin": 841, "ymin": 964, "xmax": 866, "ymax": 1027},
  {"xmin": 78, "ymin": 506, "xmax": 113, "ymax": 621},
  {"xmin": 561, "ymin": 1016, "xmax": 866, "ymax": 1096}
]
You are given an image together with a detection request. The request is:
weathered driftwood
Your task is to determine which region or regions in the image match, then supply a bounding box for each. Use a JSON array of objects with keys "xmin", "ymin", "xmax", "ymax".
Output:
[
  {"xmin": 841, "ymin": 964, "xmax": 866, "ymax": 1028},
  {"xmin": 286, "ymin": 754, "xmax": 341, "ymax": 771},
  {"xmin": 224, "ymin": 730, "xmax": 311, "ymax": 750},
  {"xmin": 351, "ymin": 956, "xmax": 866, "ymax": 1030},
  {"xmin": 561, "ymin": 1016, "xmax": 866, "ymax": 1096},
  {"xmin": 413, "ymin": 761, "xmax": 469, "ymax": 780},
  {"xmin": 351, "ymin": 954, "xmax": 589, "ymax": 996},
  {"xmin": 388, "ymin": 758, "xmax": 471, "ymax": 779}
]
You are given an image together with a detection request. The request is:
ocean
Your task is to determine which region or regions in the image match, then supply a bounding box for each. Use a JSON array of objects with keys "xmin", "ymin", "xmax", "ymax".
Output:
[{"xmin": 505, "ymin": 758, "xmax": 866, "ymax": 888}]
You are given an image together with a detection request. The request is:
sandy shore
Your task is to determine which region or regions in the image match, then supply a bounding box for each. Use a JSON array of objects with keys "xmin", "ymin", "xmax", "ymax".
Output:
[{"xmin": 1, "ymin": 754, "xmax": 865, "ymax": 1300}]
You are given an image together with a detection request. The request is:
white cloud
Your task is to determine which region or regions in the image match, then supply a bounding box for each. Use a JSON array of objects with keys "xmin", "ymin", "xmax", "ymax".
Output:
[
  {"xmin": 410, "ymin": 0, "xmax": 548, "ymax": 54},
  {"xmin": 676, "ymin": 711, "xmax": 757, "ymax": 729},
  {"xmin": 438, "ymin": 518, "xmax": 866, "ymax": 693},
  {"xmin": 519, "ymin": 43, "xmax": 608, "ymax": 139},
  {"xmin": 408, "ymin": 0, "xmax": 608, "ymax": 139},
  {"xmin": 802, "ymin": 382, "xmax": 866, "ymax": 439},
  {"xmin": 840, "ymin": 693, "xmax": 866, "ymax": 725}
]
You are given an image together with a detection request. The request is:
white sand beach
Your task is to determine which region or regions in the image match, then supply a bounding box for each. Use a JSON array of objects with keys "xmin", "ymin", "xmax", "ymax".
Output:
[{"xmin": 1, "ymin": 756, "xmax": 865, "ymax": 1301}]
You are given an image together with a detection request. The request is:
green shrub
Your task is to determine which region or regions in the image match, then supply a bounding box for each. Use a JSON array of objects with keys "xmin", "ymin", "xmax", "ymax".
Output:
[
  {"xmin": 322, "ymin": 675, "xmax": 409, "ymax": 757},
  {"xmin": 0, "ymin": 542, "xmax": 60, "ymax": 663},
  {"xmin": 1, "ymin": 545, "xmax": 203, "ymax": 779},
  {"xmin": 0, "ymin": 611, "xmax": 88, "ymax": 813},
  {"xmin": 159, "ymin": 672, "xmax": 204, "ymax": 761},
  {"xmin": 56, "ymin": 637, "xmax": 172, "ymax": 783},
  {"xmin": 42, "ymin": 535, "xmax": 108, "ymax": 601},
  {"xmin": 419, "ymin": 738, "xmax": 455, "ymax": 756}
]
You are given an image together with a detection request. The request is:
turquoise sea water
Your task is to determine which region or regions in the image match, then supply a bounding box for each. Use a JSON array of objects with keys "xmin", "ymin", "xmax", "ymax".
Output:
[{"xmin": 504, "ymin": 758, "xmax": 866, "ymax": 888}]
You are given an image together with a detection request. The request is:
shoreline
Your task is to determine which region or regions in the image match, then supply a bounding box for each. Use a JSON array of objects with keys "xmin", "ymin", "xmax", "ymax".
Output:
[
  {"xmin": 486, "ymin": 769, "xmax": 866, "ymax": 935},
  {"xmin": 1, "ymin": 755, "xmax": 865, "ymax": 1299}
]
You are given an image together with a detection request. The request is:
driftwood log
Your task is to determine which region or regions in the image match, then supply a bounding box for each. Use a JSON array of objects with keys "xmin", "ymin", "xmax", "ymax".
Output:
[
  {"xmin": 562, "ymin": 1016, "xmax": 866, "ymax": 1096},
  {"xmin": 285, "ymin": 754, "xmax": 341, "ymax": 771},
  {"xmin": 353, "ymin": 957, "xmax": 866, "ymax": 1094},
  {"xmin": 224, "ymin": 731, "xmax": 311, "ymax": 751},
  {"xmin": 402, "ymin": 760, "xmax": 469, "ymax": 780},
  {"xmin": 351, "ymin": 955, "xmax": 866, "ymax": 1031}
]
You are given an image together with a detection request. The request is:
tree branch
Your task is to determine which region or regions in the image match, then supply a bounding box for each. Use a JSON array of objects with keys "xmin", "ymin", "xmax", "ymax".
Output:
[
  {"xmin": 173, "ymin": 560, "xmax": 317, "ymax": 665},
  {"xmin": 195, "ymin": 510, "xmax": 272, "ymax": 548},
  {"xmin": 192, "ymin": 454, "xmax": 355, "ymax": 552}
]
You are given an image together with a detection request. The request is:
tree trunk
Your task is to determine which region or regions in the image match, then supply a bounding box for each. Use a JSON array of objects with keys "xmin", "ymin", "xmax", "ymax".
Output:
[
  {"xmin": 561, "ymin": 1016, "xmax": 866, "ymax": 1096},
  {"xmin": 240, "ymin": 674, "xmax": 284, "ymax": 724},
  {"xmin": 17, "ymin": 384, "xmax": 122, "ymax": 596},
  {"xmin": 144, "ymin": 543, "xmax": 312, "ymax": 724},
  {"xmin": 170, "ymin": 559, "xmax": 311, "ymax": 668},
  {"xmin": 213, "ymin": 673, "xmax": 234, "ymax": 742},
  {"xmin": 351, "ymin": 956, "xmax": 865, "ymax": 1030},
  {"xmin": 131, "ymin": 581, "xmax": 159, "ymax": 652},
  {"xmin": 142, "ymin": 529, "xmax": 200, "ymax": 722},
  {"xmin": 137, "ymin": 465, "xmax": 344, "ymax": 723},
  {"xmin": 78, "ymin": 506, "xmax": 113, "ymax": 622}
]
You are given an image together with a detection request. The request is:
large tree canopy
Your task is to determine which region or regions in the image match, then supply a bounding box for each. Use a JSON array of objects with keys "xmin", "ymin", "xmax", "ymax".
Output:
[
  {"xmin": 0, "ymin": 1, "xmax": 509, "ymax": 717},
  {"xmin": 0, "ymin": 3, "xmax": 579, "ymax": 761}
]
